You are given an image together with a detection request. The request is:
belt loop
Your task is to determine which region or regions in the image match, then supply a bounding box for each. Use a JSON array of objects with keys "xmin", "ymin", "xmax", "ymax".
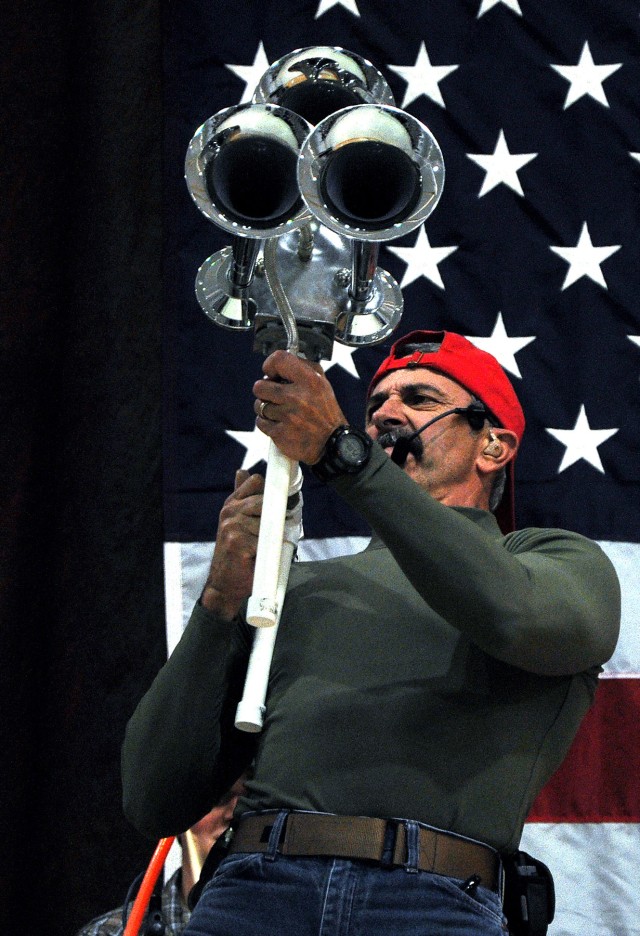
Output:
[
  {"xmin": 265, "ymin": 810, "xmax": 289, "ymax": 862},
  {"xmin": 380, "ymin": 819, "xmax": 398, "ymax": 868},
  {"xmin": 498, "ymin": 856, "xmax": 506, "ymax": 904},
  {"xmin": 404, "ymin": 820, "xmax": 420, "ymax": 874}
]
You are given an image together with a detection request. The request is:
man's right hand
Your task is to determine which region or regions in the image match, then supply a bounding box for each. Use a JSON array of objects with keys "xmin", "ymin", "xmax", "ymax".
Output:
[{"xmin": 200, "ymin": 470, "xmax": 264, "ymax": 620}]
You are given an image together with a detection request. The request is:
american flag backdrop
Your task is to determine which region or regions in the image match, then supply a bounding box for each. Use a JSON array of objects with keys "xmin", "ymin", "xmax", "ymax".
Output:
[{"xmin": 161, "ymin": 2, "xmax": 640, "ymax": 933}]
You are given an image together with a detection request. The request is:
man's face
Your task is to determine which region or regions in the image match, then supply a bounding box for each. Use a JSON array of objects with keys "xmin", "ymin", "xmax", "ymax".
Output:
[{"xmin": 365, "ymin": 367, "xmax": 487, "ymax": 505}]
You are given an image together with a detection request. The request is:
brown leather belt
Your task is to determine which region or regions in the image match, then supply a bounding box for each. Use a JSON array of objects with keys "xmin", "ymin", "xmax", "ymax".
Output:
[{"xmin": 228, "ymin": 812, "xmax": 500, "ymax": 892}]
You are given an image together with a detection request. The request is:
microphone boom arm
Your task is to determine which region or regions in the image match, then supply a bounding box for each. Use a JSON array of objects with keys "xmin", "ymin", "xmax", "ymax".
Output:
[{"xmin": 391, "ymin": 402, "xmax": 488, "ymax": 466}]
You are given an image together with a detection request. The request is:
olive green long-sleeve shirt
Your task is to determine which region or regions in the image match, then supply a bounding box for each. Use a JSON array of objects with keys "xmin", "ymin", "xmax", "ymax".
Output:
[{"xmin": 122, "ymin": 446, "xmax": 620, "ymax": 852}]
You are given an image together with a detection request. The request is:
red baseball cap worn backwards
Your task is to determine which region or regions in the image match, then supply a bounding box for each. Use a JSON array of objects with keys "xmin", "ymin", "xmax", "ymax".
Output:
[{"xmin": 368, "ymin": 330, "xmax": 526, "ymax": 534}]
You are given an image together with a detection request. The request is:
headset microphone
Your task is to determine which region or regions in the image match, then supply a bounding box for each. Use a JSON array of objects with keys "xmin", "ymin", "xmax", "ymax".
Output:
[{"xmin": 390, "ymin": 400, "xmax": 488, "ymax": 467}]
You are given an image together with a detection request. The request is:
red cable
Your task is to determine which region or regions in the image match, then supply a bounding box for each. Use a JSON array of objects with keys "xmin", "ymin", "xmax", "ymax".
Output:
[{"xmin": 123, "ymin": 836, "xmax": 176, "ymax": 936}]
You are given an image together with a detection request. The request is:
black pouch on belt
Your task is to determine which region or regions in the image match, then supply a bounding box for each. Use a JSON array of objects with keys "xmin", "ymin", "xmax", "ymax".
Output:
[{"xmin": 502, "ymin": 850, "xmax": 556, "ymax": 936}]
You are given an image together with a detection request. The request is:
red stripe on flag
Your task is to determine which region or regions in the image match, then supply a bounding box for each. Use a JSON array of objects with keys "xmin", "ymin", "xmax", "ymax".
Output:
[{"xmin": 528, "ymin": 678, "xmax": 640, "ymax": 822}]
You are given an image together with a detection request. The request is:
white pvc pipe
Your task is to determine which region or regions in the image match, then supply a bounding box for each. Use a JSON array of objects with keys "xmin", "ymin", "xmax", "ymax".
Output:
[
  {"xmin": 246, "ymin": 440, "xmax": 293, "ymax": 628},
  {"xmin": 234, "ymin": 540, "xmax": 295, "ymax": 733}
]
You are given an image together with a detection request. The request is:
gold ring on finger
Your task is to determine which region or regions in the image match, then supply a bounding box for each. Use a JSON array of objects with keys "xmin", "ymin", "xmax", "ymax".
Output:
[{"xmin": 259, "ymin": 400, "xmax": 271, "ymax": 420}]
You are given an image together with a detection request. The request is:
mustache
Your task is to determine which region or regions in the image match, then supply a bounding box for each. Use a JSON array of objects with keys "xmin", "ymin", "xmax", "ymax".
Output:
[{"xmin": 377, "ymin": 428, "xmax": 423, "ymax": 461}]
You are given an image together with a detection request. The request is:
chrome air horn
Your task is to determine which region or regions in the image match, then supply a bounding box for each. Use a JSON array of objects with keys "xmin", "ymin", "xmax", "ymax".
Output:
[
  {"xmin": 297, "ymin": 103, "xmax": 443, "ymax": 345},
  {"xmin": 184, "ymin": 45, "xmax": 445, "ymax": 357},
  {"xmin": 253, "ymin": 45, "xmax": 395, "ymax": 124},
  {"xmin": 185, "ymin": 102, "xmax": 313, "ymax": 331},
  {"xmin": 184, "ymin": 46, "xmax": 445, "ymax": 731}
]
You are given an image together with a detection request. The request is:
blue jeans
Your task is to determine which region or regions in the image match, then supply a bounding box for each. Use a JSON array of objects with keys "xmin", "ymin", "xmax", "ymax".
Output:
[{"xmin": 184, "ymin": 817, "xmax": 508, "ymax": 935}]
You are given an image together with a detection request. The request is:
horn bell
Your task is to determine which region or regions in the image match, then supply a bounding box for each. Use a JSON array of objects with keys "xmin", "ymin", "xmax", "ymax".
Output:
[
  {"xmin": 297, "ymin": 104, "xmax": 445, "ymax": 243},
  {"xmin": 253, "ymin": 46, "xmax": 395, "ymax": 126},
  {"xmin": 185, "ymin": 102, "xmax": 313, "ymax": 239}
]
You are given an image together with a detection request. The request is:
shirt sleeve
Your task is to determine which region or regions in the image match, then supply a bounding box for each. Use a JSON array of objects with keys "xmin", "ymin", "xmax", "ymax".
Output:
[
  {"xmin": 121, "ymin": 601, "xmax": 257, "ymax": 839},
  {"xmin": 334, "ymin": 444, "xmax": 621, "ymax": 676}
]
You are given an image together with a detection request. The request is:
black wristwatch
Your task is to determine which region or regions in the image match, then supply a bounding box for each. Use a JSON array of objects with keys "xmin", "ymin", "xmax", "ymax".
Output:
[{"xmin": 311, "ymin": 425, "xmax": 373, "ymax": 482}]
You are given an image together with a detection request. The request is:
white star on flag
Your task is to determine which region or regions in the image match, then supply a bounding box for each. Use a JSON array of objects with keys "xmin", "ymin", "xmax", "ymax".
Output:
[
  {"xmin": 388, "ymin": 42, "xmax": 458, "ymax": 109},
  {"xmin": 629, "ymin": 335, "xmax": 640, "ymax": 349},
  {"xmin": 467, "ymin": 130, "xmax": 537, "ymax": 197},
  {"xmin": 323, "ymin": 342, "xmax": 360, "ymax": 379},
  {"xmin": 550, "ymin": 222, "xmax": 621, "ymax": 290},
  {"xmin": 386, "ymin": 226, "xmax": 457, "ymax": 289},
  {"xmin": 315, "ymin": 0, "xmax": 360, "ymax": 16},
  {"xmin": 631, "ymin": 153, "xmax": 640, "ymax": 164},
  {"xmin": 546, "ymin": 405, "xmax": 618, "ymax": 473},
  {"xmin": 465, "ymin": 313, "xmax": 535, "ymax": 378},
  {"xmin": 551, "ymin": 41, "xmax": 622, "ymax": 109},
  {"xmin": 226, "ymin": 42, "xmax": 270, "ymax": 103},
  {"xmin": 226, "ymin": 424, "xmax": 270, "ymax": 470},
  {"xmin": 477, "ymin": 0, "xmax": 522, "ymax": 16}
]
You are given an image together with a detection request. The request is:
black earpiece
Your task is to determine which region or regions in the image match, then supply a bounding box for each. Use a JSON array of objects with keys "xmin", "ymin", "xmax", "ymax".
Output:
[{"xmin": 463, "ymin": 400, "xmax": 488, "ymax": 432}]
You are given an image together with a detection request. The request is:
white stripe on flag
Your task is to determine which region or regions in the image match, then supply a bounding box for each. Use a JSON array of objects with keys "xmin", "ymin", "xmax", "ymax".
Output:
[
  {"xmin": 599, "ymin": 542, "xmax": 640, "ymax": 678},
  {"xmin": 163, "ymin": 540, "xmax": 185, "ymax": 657},
  {"xmin": 520, "ymin": 822, "xmax": 640, "ymax": 935}
]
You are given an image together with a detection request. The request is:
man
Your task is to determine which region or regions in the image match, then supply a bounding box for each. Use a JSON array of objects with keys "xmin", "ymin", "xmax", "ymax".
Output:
[
  {"xmin": 122, "ymin": 330, "xmax": 620, "ymax": 935},
  {"xmin": 78, "ymin": 779, "xmax": 245, "ymax": 936}
]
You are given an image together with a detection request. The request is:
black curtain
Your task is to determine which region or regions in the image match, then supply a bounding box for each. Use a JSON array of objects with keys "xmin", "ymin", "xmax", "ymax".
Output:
[{"xmin": 1, "ymin": 2, "xmax": 166, "ymax": 933}]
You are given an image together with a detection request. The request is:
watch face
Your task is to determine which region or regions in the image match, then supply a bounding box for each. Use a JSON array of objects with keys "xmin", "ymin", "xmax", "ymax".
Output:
[
  {"xmin": 336, "ymin": 430, "xmax": 368, "ymax": 465},
  {"xmin": 312, "ymin": 425, "xmax": 372, "ymax": 481}
]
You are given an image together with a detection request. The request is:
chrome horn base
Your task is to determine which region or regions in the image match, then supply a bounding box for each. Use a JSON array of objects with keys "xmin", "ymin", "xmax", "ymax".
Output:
[
  {"xmin": 196, "ymin": 248, "xmax": 257, "ymax": 330},
  {"xmin": 249, "ymin": 224, "xmax": 402, "ymax": 352},
  {"xmin": 334, "ymin": 267, "xmax": 402, "ymax": 347},
  {"xmin": 194, "ymin": 227, "xmax": 403, "ymax": 353}
]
